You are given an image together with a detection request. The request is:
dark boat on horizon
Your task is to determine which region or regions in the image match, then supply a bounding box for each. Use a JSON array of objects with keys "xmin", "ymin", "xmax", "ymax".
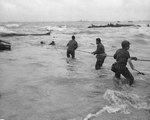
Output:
[
  {"xmin": 88, "ymin": 23, "xmax": 136, "ymax": 28},
  {"xmin": 0, "ymin": 40, "xmax": 11, "ymax": 51},
  {"xmin": 0, "ymin": 31, "xmax": 51, "ymax": 37}
]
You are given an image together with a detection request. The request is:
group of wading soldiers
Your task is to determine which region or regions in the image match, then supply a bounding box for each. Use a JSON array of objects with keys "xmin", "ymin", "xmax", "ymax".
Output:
[{"xmin": 66, "ymin": 35, "xmax": 137, "ymax": 87}]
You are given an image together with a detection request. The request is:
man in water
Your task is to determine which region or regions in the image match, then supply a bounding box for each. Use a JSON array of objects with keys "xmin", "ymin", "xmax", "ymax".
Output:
[
  {"xmin": 92, "ymin": 38, "xmax": 106, "ymax": 70},
  {"xmin": 40, "ymin": 41, "xmax": 45, "ymax": 44},
  {"xmin": 66, "ymin": 35, "xmax": 78, "ymax": 59},
  {"xmin": 111, "ymin": 40, "xmax": 137, "ymax": 86},
  {"xmin": 49, "ymin": 41, "xmax": 55, "ymax": 45}
]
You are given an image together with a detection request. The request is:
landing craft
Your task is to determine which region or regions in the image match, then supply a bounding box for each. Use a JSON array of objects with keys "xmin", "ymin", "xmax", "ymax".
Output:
[
  {"xmin": 0, "ymin": 40, "xmax": 11, "ymax": 51},
  {"xmin": 88, "ymin": 23, "xmax": 137, "ymax": 28},
  {"xmin": 0, "ymin": 31, "xmax": 51, "ymax": 37}
]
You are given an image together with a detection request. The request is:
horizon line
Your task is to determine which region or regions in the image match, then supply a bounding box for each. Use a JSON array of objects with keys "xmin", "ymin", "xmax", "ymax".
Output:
[{"xmin": 0, "ymin": 19, "xmax": 150, "ymax": 23}]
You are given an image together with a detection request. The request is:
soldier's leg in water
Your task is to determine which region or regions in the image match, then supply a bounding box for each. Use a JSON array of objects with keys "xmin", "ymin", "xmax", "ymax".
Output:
[
  {"xmin": 100, "ymin": 56, "xmax": 106, "ymax": 66},
  {"xmin": 114, "ymin": 70, "xmax": 122, "ymax": 86},
  {"xmin": 115, "ymin": 72, "xmax": 121, "ymax": 79},
  {"xmin": 67, "ymin": 50, "xmax": 70, "ymax": 58},
  {"xmin": 71, "ymin": 51, "xmax": 75, "ymax": 59},
  {"xmin": 98, "ymin": 56, "xmax": 106, "ymax": 68},
  {"xmin": 121, "ymin": 67, "xmax": 134, "ymax": 86},
  {"xmin": 95, "ymin": 59, "xmax": 101, "ymax": 70}
]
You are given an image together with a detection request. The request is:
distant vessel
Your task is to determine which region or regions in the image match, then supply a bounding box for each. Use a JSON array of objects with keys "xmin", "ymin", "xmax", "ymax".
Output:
[
  {"xmin": 78, "ymin": 20, "xmax": 88, "ymax": 22},
  {"xmin": 88, "ymin": 23, "xmax": 136, "ymax": 28},
  {"xmin": 0, "ymin": 40, "xmax": 11, "ymax": 51},
  {"xmin": 0, "ymin": 31, "xmax": 51, "ymax": 37},
  {"xmin": 128, "ymin": 21, "xmax": 133, "ymax": 22}
]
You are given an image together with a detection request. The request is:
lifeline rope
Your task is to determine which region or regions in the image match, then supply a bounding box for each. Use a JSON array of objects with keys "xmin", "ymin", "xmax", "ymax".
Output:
[{"xmin": 76, "ymin": 50, "xmax": 150, "ymax": 62}]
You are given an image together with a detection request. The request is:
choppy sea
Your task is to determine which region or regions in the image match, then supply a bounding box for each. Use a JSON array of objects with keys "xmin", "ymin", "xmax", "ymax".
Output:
[{"xmin": 0, "ymin": 21, "xmax": 150, "ymax": 120}]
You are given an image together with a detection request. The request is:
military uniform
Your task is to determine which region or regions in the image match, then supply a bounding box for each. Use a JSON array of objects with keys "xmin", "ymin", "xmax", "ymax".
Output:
[
  {"xmin": 67, "ymin": 39, "xmax": 78, "ymax": 59},
  {"xmin": 111, "ymin": 48, "xmax": 134, "ymax": 86},
  {"xmin": 93, "ymin": 43, "xmax": 106, "ymax": 70}
]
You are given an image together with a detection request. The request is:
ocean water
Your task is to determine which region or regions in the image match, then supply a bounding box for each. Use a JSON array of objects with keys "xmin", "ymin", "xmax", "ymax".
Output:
[{"xmin": 0, "ymin": 21, "xmax": 150, "ymax": 120}]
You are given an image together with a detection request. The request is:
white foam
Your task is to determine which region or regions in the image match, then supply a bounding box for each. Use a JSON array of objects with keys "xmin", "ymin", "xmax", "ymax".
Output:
[
  {"xmin": 0, "ymin": 26, "xmax": 15, "ymax": 34},
  {"xmin": 44, "ymin": 25, "xmax": 67, "ymax": 31},
  {"xmin": 5, "ymin": 23, "xmax": 20, "ymax": 28},
  {"xmin": 84, "ymin": 89, "xmax": 149, "ymax": 120},
  {"xmin": 103, "ymin": 89, "xmax": 149, "ymax": 111},
  {"xmin": 84, "ymin": 109, "xmax": 105, "ymax": 120}
]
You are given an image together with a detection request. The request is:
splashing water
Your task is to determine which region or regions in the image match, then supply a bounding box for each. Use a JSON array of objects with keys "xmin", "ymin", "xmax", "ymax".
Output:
[
  {"xmin": 0, "ymin": 21, "xmax": 150, "ymax": 120},
  {"xmin": 84, "ymin": 89, "xmax": 150, "ymax": 120},
  {"xmin": 103, "ymin": 89, "xmax": 149, "ymax": 111}
]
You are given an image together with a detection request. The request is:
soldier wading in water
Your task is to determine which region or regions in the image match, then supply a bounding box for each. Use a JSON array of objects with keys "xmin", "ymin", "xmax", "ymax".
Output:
[{"xmin": 111, "ymin": 40, "xmax": 137, "ymax": 87}]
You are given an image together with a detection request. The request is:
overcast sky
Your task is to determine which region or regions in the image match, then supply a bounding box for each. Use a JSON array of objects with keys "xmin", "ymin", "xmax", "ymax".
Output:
[{"xmin": 0, "ymin": 0, "xmax": 150, "ymax": 22}]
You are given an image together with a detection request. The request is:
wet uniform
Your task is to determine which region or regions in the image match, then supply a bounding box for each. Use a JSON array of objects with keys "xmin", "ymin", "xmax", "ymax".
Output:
[
  {"xmin": 93, "ymin": 43, "xmax": 106, "ymax": 70},
  {"xmin": 111, "ymin": 48, "xmax": 134, "ymax": 85},
  {"xmin": 67, "ymin": 40, "xmax": 78, "ymax": 58}
]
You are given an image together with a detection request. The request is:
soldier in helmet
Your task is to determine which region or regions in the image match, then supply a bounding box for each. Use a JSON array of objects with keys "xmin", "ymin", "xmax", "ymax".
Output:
[
  {"xmin": 66, "ymin": 35, "xmax": 78, "ymax": 59},
  {"xmin": 111, "ymin": 40, "xmax": 137, "ymax": 86},
  {"xmin": 92, "ymin": 38, "xmax": 106, "ymax": 70}
]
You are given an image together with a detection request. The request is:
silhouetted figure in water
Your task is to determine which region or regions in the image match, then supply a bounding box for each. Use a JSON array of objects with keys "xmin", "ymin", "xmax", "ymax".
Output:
[
  {"xmin": 92, "ymin": 38, "xmax": 106, "ymax": 70},
  {"xmin": 111, "ymin": 40, "xmax": 137, "ymax": 86},
  {"xmin": 0, "ymin": 39, "xmax": 11, "ymax": 50},
  {"xmin": 1, "ymin": 31, "xmax": 51, "ymax": 37},
  {"xmin": 40, "ymin": 41, "xmax": 45, "ymax": 44},
  {"xmin": 49, "ymin": 41, "xmax": 55, "ymax": 45},
  {"xmin": 66, "ymin": 35, "xmax": 78, "ymax": 59}
]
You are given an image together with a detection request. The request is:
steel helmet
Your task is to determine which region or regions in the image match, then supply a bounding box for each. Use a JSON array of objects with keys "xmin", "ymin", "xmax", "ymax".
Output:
[
  {"xmin": 96, "ymin": 38, "xmax": 101, "ymax": 43},
  {"xmin": 121, "ymin": 40, "xmax": 130, "ymax": 48}
]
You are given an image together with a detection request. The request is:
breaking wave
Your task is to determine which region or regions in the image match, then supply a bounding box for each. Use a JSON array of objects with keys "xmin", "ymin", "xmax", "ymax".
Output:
[
  {"xmin": 63, "ymin": 30, "xmax": 100, "ymax": 35},
  {"xmin": 0, "ymin": 26, "xmax": 15, "ymax": 34},
  {"xmin": 103, "ymin": 89, "xmax": 149, "ymax": 111},
  {"xmin": 44, "ymin": 25, "xmax": 67, "ymax": 31},
  {"xmin": 5, "ymin": 23, "xmax": 20, "ymax": 28},
  {"xmin": 78, "ymin": 30, "xmax": 100, "ymax": 34},
  {"xmin": 84, "ymin": 89, "xmax": 150, "ymax": 120},
  {"xmin": 133, "ymin": 33, "xmax": 150, "ymax": 39},
  {"xmin": 130, "ymin": 33, "xmax": 150, "ymax": 45}
]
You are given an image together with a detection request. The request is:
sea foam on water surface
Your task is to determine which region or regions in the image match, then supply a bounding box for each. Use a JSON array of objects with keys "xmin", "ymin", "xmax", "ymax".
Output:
[
  {"xmin": 0, "ymin": 21, "xmax": 150, "ymax": 120},
  {"xmin": 83, "ymin": 89, "xmax": 150, "ymax": 120},
  {"xmin": 103, "ymin": 89, "xmax": 149, "ymax": 111},
  {"xmin": 5, "ymin": 23, "xmax": 20, "ymax": 28},
  {"xmin": 0, "ymin": 26, "xmax": 15, "ymax": 34}
]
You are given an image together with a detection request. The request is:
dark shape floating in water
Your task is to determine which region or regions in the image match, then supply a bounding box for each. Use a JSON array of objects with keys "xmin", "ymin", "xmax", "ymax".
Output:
[
  {"xmin": 0, "ymin": 31, "xmax": 51, "ymax": 37},
  {"xmin": 0, "ymin": 40, "xmax": 11, "ymax": 51},
  {"xmin": 128, "ymin": 21, "xmax": 133, "ymax": 22},
  {"xmin": 49, "ymin": 41, "xmax": 55, "ymax": 45},
  {"xmin": 40, "ymin": 41, "xmax": 45, "ymax": 44},
  {"xmin": 88, "ymin": 23, "xmax": 140, "ymax": 28}
]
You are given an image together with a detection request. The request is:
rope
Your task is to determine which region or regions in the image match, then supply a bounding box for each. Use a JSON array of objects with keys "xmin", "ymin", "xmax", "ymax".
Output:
[
  {"xmin": 137, "ymin": 59, "xmax": 150, "ymax": 62},
  {"xmin": 75, "ymin": 49, "xmax": 149, "ymax": 75},
  {"xmin": 76, "ymin": 50, "xmax": 113, "ymax": 57},
  {"xmin": 0, "ymin": 39, "xmax": 11, "ymax": 44},
  {"xmin": 134, "ymin": 69, "xmax": 145, "ymax": 75},
  {"xmin": 54, "ymin": 46, "xmax": 64, "ymax": 56},
  {"xmin": 76, "ymin": 50, "xmax": 91, "ymax": 54},
  {"xmin": 76, "ymin": 50, "xmax": 150, "ymax": 62},
  {"xmin": 106, "ymin": 55, "xmax": 113, "ymax": 57}
]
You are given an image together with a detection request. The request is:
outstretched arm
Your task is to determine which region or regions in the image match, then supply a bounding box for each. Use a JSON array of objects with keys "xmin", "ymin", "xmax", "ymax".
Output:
[
  {"xmin": 66, "ymin": 42, "xmax": 69, "ymax": 47},
  {"xmin": 128, "ymin": 57, "xmax": 137, "ymax": 70},
  {"xmin": 92, "ymin": 46, "xmax": 98, "ymax": 55},
  {"xmin": 74, "ymin": 42, "xmax": 78, "ymax": 50}
]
